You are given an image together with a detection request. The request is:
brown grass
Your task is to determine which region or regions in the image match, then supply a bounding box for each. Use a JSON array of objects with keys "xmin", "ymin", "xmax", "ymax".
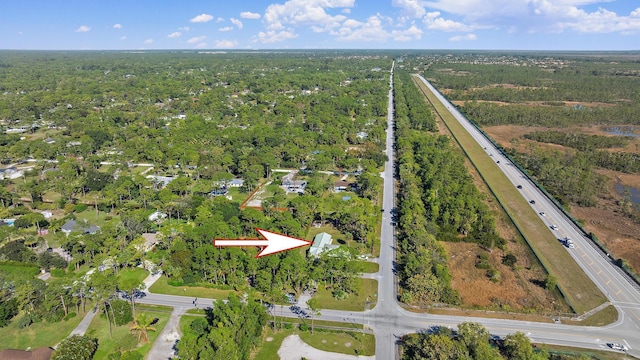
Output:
[{"xmin": 442, "ymin": 242, "xmax": 569, "ymax": 313}]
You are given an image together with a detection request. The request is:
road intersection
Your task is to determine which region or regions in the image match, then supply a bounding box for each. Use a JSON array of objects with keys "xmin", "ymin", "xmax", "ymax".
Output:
[{"xmin": 138, "ymin": 65, "xmax": 640, "ymax": 359}]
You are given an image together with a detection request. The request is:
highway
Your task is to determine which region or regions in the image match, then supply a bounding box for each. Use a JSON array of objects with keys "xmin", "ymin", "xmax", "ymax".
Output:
[{"xmin": 138, "ymin": 64, "xmax": 640, "ymax": 359}]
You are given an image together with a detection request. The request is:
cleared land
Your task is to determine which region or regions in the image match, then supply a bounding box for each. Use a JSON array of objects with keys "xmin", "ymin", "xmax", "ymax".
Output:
[{"xmin": 413, "ymin": 75, "xmax": 608, "ymax": 314}]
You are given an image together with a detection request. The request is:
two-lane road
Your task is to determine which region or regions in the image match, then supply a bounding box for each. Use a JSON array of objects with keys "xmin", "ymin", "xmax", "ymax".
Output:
[{"xmin": 139, "ymin": 67, "xmax": 640, "ymax": 359}]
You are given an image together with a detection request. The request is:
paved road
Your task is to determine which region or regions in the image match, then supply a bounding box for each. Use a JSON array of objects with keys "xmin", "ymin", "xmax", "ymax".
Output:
[{"xmin": 136, "ymin": 64, "xmax": 640, "ymax": 359}]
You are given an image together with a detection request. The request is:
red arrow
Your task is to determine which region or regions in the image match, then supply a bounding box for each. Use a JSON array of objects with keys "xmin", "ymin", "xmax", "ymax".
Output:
[{"xmin": 214, "ymin": 228, "xmax": 312, "ymax": 258}]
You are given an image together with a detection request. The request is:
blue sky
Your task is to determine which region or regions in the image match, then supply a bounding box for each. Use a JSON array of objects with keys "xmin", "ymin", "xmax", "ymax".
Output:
[{"xmin": 1, "ymin": 0, "xmax": 639, "ymax": 50}]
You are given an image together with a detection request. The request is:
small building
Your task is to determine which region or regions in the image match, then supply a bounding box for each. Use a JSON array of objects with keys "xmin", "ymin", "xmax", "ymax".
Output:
[
  {"xmin": 39, "ymin": 211, "xmax": 53, "ymax": 219},
  {"xmin": 148, "ymin": 211, "xmax": 167, "ymax": 222},
  {"xmin": 44, "ymin": 138, "xmax": 56, "ymax": 144},
  {"xmin": 141, "ymin": 233, "xmax": 159, "ymax": 252},
  {"xmin": 0, "ymin": 167, "xmax": 23, "ymax": 180},
  {"xmin": 308, "ymin": 232, "xmax": 339, "ymax": 258},
  {"xmin": 210, "ymin": 187, "xmax": 228, "ymax": 196},
  {"xmin": 146, "ymin": 175, "xmax": 175, "ymax": 189},
  {"xmin": 229, "ymin": 178, "xmax": 244, "ymax": 187},
  {"xmin": 61, "ymin": 219, "xmax": 100, "ymax": 236},
  {"xmin": 333, "ymin": 180, "xmax": 350, "ymax": 192}
]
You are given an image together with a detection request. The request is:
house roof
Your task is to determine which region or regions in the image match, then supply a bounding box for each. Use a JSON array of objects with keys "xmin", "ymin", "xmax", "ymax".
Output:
[
  {"xmin": 334, "ymin": 180, "xmax": 349, "ymax": 188},
  {"xmin": 0, "ymin": 347, "xmax": 54, "ymax": 360},
  {"xmin": 61, "ymin": 219, "xmax": 100, "ymax": 234},
  {"xmin": 309, "ymin": 232, "xmax": 333, "ymax": 257}
]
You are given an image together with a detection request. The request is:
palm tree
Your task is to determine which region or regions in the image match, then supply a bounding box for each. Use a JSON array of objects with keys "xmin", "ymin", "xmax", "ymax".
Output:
[{"xmin": 130, "ymin": 313, "xmax": 157, "ymax": 343}]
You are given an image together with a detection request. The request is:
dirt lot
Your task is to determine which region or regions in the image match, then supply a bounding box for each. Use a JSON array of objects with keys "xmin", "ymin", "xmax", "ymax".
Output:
[{"xmin": 484, "ymin": 124, "xmax": 640, "ymax": 274}]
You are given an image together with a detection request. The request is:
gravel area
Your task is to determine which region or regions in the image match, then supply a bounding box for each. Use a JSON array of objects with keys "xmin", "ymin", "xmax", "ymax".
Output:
[{"xmin": 277, "ymin": 334, "xmax": 375, "ymax": 360}]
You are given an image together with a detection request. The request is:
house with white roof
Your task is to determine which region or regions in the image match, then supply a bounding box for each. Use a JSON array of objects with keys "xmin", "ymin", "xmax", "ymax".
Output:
[{"xmin": 308, "ymin": 232, "xmax": 339, "ymax": 258}]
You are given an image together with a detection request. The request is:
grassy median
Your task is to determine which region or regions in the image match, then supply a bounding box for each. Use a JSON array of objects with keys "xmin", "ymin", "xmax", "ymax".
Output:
[{"xmin": 413, "ymin": 75, "xmax": 608, "ymax": 315}]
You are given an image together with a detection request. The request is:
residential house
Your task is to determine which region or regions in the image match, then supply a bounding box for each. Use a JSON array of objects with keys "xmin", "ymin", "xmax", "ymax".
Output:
[
  {"xmin": 61, "ymin": 219, "xmax": 100, "ymax": 236},
  {"xmin": 141, "ymin": 233, "xmax": 159, "ymax": 252},
  {"xmin": 0, "ymin": 166, "xmax": 23, "ymax": 180},
  {"xmin": 333, "ymin": 180, "xmax": 350, "ymax": 192},
  {"xmin": 281, "ymin": 171, "xmax": 307, "ymax": 193},
  {"xmin": 308, "ymin": 232, "xmax": 339, "ymax": 258},
  {"xmin": 148, "ymin": 211, "xmax": 167, "ymax": 222},
  {"xmin": 146, "ymin": 175, "xmax": 175, "ymax": 189},
  {"xmin": 229, "ymin": 178, "xmax": 244, "ymax": 187}
]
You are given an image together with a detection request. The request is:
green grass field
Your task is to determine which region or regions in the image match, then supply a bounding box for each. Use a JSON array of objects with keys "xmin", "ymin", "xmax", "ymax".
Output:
[
  {"xmin": 314, "ymin": 278, "xmax": 378, "ymax": 311},
  {"xmin": 117, "ymin": 267, "xmax": 149, "ymax": 285},
  {"xmin": 0, "ymin": 305, "xmax": 93, "ymax": 350},
  {"xmin": 358, "ymin": 261, "xmax": 379, "ymax": 273},
  {"xmin": 252, "ymin": 328, "xmax": 375, "ymax": 359},
  {"xmin": 413, "ymin": 75, "xmax": 608, "ymax": 315},
  {"xmin": 85, "ymin": 305, "xmax": 170, "ymax": 359},
  {"xmin": 148, "ymin": 276, "xmax": 237, "ymax": 299}
]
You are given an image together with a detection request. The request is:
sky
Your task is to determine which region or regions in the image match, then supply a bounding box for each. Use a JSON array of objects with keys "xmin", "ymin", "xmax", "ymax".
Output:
[{"xmin": 1, "ymin": 0, "xmax": 639, "ymax": 51}]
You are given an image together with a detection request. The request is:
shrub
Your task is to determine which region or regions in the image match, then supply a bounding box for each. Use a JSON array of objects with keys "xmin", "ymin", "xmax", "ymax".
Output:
[
  {"xmin": 299, "ymin": 323, "xmax": 309, "ymax": 332},
  {"xmin": 63, "ymin": 203, "xmax": 76, "ymax": 214},
  {"xmin": 110, "ymin": 299, "xmax": 133, "ymax": 326},
  {"xmin": 74, "ymin": 203, "xmax": 88, "ymax": 213},
  {"xmin": 51, "ymin": 268, "xmax": 66, "ymax": 277},
  {"xmin": 332, "ymin": 289, "xmax": 348, "ymax": 300},
  {"xmin": 17, "ymin": 314, "xmax": 34, "ymax": 328},
  {"xmin": 502, "ymin": 253, "xmax": 517, "ymax": 268},
  {"xmin": 64, "ymin": 312, "xmax": 77, "ymax": 321},
  {"xmin": 120, "ymin": 351, "xmax": 143, "ymax": 360}
]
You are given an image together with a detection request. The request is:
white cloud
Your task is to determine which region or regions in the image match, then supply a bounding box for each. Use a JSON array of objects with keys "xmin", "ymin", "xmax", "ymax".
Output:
[
  {"xmin": 392, "ymin": 24, "xmax": 423, "ymax": 41},
  {"xmin": 258, "ymin": 30, "xmax": 298, "ymax": 43},
  {"xmin": 264, "ymin": 0, "xmax": 354, "ymax": 32},
  {"xmin": 113, "ymin": 23, "xmax": 122, "ymax": 29},
  {"xmin": 144, "ymin": 39, "xmax": 153, "ymax": 44},
  {"xmin": 190, "ymin": 13, "xmax": 214, "ymax": 23},
  {"xmin": 230, "ymin": 18, "xmax": 243, "ymax": 29},
  {"xmin": 215, "ymin": 39, "xmax": 237, "ymax": 48},
  {"xmin": 195, "ymin": 42, "xmax": 208, "ymax": 48},
  {"xmin": 241, "ymin": 11, "xmax": 261, "ymax": 19},
  {"xmin": 423, "ymin": 0, "xmax": 640, "ymax": 34},
  {"xmin": 217, "ymin": 17, "xmax": 225, "ymax": 23},
  {"xmin": 75, "ymin": 25, "xmax": 91, "ymax": 33},
  {"xmin": 168, "ymin": 32, "xmax": 182, "ymax": 38},
  {"xmin": 449, "ymin": 33, "xmax": 477, "ymax": 41},
  {"xmin": 342, "ymin": 8, "xmax": 351, "ymax": 14},
  {"xmin": 219, "ymin": 26, "xmax": 234, "ymax": 32},
  {"xmin": 187, "ymin": 36, "xmax": 206, "ymax": 44},
  {"xmin": 179, "ymin": 26, "xmax": 191, "ymax": 32},
  {"xmin": 331, "ymin": 13, "xmax": 422, "ymax": 43},
  {"xmin": 120, "ymin": 36, "xmax": 127, "ymax": 40},
  {"xmin": 392, "ymin": 0, "xmax": 426, "ymax": 18},
  {"xmin": 423, "ymin": 11, "xmax": 474, "ymax": 32}
]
